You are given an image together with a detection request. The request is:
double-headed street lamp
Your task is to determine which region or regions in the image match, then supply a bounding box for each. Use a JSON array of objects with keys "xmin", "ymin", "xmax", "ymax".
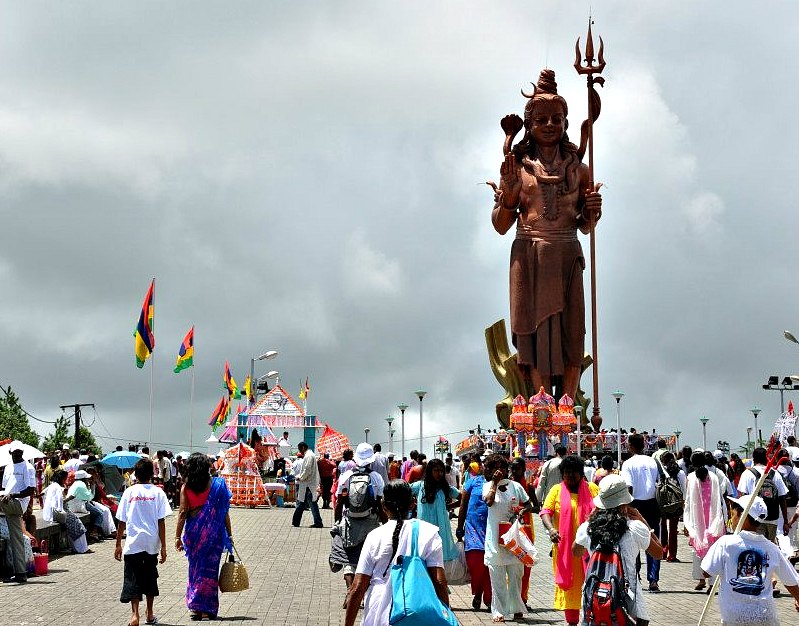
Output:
[
  {"xmin": 397, "ymin": 403, "xmax": 408, "ymax": 458},
  {"xmin": 699, "ymin": 416, "xmax": 709, "ymax": 450},
  {"xmin": 250, "ymin": 350, "xmax": 278, "ymax": 401},
  {"xmin": 762, "ymin": 375, "xmax": 798, "ymax": 414},
  {"xmin": 416, "ymin": 390, "xmax": 427, "ymax": 456}
]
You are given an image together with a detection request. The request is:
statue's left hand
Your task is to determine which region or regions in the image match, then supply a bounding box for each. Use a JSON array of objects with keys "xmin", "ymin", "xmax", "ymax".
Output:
[{"xmin": 584, "ymin": 184, "xmax": 602, "ymax": 223}]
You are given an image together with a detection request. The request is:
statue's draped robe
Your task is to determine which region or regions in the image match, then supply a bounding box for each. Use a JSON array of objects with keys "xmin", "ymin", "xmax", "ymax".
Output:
[{"xmin": 509, "ymin": 153, "xmax": 585, "ymax": 378}]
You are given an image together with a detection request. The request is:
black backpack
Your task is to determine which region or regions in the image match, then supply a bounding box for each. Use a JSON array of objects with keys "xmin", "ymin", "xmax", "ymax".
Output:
[
  {"xmin": 749, "ymin": 468, "xmax": 780, "ymax": 521},
  {"xmin": 655, "ymin": 460, "xmax": 684, "ymax": 518},
  {"xmin": 582, "ymin": 544, "xmax": 636, "ymax": 626},
  {"xmin": 345, "ymin": 468, "xmax": 376, "ymax": 518}
]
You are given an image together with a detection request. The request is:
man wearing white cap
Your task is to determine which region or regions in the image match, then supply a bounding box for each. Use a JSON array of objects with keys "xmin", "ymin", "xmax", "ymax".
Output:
[
  {"xmin": 0, "ymin": 444, "xmax": 36, "ymax": 583},
  {"xmin": 334, "ymin": 443, "xmax": 385, "ymax": 596},
  {"xmin": 702, "ymin": 494, "xmax": 799, "ymax": 624}
]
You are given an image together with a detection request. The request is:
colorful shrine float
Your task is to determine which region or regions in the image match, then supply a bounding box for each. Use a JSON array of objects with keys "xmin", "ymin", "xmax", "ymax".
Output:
[
  {"xmin": 220, "ymin": 442, "xmax": 268, "ymax": 507},
  {"xmin": 509, "ymin": 387, "xmax": 577, "ymax": 460}
]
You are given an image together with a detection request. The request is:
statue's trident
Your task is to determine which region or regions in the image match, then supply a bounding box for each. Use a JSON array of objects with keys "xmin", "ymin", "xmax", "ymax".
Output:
[{"xmin": 574, "ymin": 20, "xmax": 606, "ymax": 429}]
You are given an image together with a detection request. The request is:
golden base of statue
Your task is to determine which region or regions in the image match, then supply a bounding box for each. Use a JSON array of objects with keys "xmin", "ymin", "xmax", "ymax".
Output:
[{"xmin": 486, "ymin": 319, "xmax": 595, "ymax": 431}]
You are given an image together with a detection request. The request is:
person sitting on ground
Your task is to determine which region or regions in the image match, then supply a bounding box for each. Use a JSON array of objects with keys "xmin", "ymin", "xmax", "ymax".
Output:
[
  {"xmin": 65, "ymin": 469, "xmax": 106, "ymax": 541},
  {"xmin": 702, "ymin": 495, "xmax": 799, "ymax": 624},
  {"xmin": 343, "ymin": 480, "xmax": 448, "ymax": 626},
  {"xmin": 42, "ymin": 469, "xmax": 89, "ymax": 554},
  {"xmin": 84, "ymin": 467, "xmax": 117, "ymax": 536}
]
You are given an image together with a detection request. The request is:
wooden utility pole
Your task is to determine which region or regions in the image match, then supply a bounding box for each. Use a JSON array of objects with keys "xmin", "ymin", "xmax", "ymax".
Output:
[{"xmin": 59, "ymin": 403, "xmax": 95, "ymax": 449}]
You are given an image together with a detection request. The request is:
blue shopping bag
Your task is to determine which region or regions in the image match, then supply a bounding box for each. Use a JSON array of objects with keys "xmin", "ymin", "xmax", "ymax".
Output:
[{"xmin": 389, "ymin": 520, "xmax": 460, "ymax": 626}]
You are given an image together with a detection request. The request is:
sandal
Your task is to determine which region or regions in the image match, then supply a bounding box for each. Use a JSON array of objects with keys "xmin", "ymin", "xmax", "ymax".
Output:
[
  {"xmin": 472, "ymin": 595, "xmax": 482, "ymax": 610},
  {"xmin": 492, "ymin": 618, "xmax": 505, "ymax": 623},
  {"xmin": 694, "ymin": 581, "xmax": 706, "ymax": 591},
  {"xmin": 190, "ymin": 614, "xmax": 202, "ymax": 621}
]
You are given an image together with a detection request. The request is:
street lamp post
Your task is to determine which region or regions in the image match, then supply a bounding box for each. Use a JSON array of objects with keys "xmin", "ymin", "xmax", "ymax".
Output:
[
  {"xmin": 612, "ymin": 391, "xmax": 624, "ymax": 468},
  {"xmin": 750, "ymin": 406, "xmax": 761, "ymax": 448},
  {"xmin": 250, "ymin": 350, "xmax": 278, "ymax": 401},
  {"xmin": 397, "ymin": 403, "xmax": 408, "ymax": 458},
  {"xmin": 746, "ymin": 427, "xmax": 753, "ymax": 457},
  {"xmin": 674, "ymin": 430, "xmax": 681, "ymax": 452},
  {"xmin": 699, "ymin": 416, "xmax": 709, "ymax": 450},
  {"xmin": 386, "ymin": 415, "xmax": 395, "ymax": 452},
  {"xmin": 416, "ymin": 390, "xmax": 427, "ymax": 456},
  {"xmin": 364, "ymin": 427, "xmax": 370, "ymax": 443},
  {"xmin": 574, "ymin": 405, "xmax": 583, "ymax": 458}
]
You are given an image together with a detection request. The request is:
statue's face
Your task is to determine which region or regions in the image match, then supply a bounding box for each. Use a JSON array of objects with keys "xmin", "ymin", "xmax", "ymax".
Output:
[{"xmin": 530, "ymin": 99, "xmax": 566, "ymax": 148}]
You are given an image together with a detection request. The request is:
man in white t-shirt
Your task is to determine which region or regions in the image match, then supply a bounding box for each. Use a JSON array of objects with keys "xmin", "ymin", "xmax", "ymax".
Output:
[
  {"xmin": 620, "ymin": 433, "xmax": 662, "ymax": 592},
  {"xmin": 0, "ymin": 445, "xmax": 36, "ymax": 583},
  {"xmin": 737, "ymin": 447, "xmax": 789, "ymax": 541},
  {"xmin": 702, "ymin": 494, "xmax": 799, "ymax": 624},
  {"xmin": 63, "ymin": 450, "xmax": 82, "ymax": 472},
  {"xmin": 114, "ymin": 458, "xmax": 172, "ymax": 626},
  {"xmin": 277, "ymin": 431, "xmax": 291, "ymax": 459}
]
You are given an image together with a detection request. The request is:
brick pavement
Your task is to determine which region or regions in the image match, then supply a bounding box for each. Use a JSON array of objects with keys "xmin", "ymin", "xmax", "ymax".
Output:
[{"xmin": 1, "ymin": 507, "xmax": 797, "ymax": 625}]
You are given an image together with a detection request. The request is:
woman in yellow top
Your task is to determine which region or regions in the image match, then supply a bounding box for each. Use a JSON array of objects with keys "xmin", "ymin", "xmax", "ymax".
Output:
[{"xmin": 539, "ymin": 455, "xmax": 599, "ymax": 626}]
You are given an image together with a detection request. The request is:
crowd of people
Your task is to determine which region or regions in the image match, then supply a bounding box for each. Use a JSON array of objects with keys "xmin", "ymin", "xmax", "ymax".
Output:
[
  {"xmin": 318, "ymin": 433, "xmax": 799, "ymax": 625},
  {"xmin": 4, "ymin": 432, "xmax": 799, "ymax": 625}
]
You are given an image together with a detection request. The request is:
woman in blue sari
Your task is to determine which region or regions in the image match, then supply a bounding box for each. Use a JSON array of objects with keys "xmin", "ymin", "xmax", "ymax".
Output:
[{"xmin": 175, "ymin": 453, "xmax": 233, "ymax": 621}]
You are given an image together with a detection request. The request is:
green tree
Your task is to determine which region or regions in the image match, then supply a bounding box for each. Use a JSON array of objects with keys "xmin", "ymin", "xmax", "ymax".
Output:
[
  {"xmin": 0, "ymin": 386, "xmax": 40, "ymax": 447},
  {"xmin": 72, "ymin": 426, "xmax": 99, "ymax": 454},
  {"xmin": 41, "ymin": 414, "xmax": 71, "ymax": 453}
]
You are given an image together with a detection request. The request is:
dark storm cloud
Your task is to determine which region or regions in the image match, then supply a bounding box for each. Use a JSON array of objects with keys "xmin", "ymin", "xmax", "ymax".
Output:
[{"xmin": 1, "ymin": 2, "xmax": 798, "ymax": 456}]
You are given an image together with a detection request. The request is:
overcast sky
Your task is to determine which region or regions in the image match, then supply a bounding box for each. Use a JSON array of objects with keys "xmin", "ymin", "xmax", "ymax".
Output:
[{"xmin": 2, "ymin": 1, "xmax": 798, "ymax": 457}]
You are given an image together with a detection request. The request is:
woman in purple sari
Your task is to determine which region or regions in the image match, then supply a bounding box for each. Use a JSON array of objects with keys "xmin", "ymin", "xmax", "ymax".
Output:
[{"xmin": 175, "ymin": 453, "xmax": 233, "ymax": 621}]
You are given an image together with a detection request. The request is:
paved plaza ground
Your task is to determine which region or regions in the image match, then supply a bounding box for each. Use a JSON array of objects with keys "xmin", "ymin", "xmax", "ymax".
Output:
[{"xmin": 1, "ymin": 506, "xmax": 798, "ymax": 626}]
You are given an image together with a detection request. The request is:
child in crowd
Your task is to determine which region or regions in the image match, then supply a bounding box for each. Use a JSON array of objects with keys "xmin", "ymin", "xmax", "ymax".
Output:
[{"xmin": 115, "ymin": 458, "xmax": 172, "ymax": 626}]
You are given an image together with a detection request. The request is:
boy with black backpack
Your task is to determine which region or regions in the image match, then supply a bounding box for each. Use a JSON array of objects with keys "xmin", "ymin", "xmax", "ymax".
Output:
[{"xmin": 737, "ymin": 448, "xmax": 789, "ymax": 542}]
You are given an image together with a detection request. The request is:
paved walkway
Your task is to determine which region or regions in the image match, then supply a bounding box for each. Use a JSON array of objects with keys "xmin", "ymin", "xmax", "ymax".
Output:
[{"xmin": 1, "ymin": 506, "xmax": 798, "ymax": 625}]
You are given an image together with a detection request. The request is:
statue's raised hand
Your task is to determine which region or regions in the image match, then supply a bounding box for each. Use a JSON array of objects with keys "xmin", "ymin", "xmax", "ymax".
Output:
[{"xmin": 499, "ymin": 153, "xmax": 521, "ymax": 210}]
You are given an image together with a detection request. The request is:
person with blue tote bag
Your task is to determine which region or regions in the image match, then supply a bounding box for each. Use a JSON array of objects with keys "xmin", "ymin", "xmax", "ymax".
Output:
[{"xmin": 344, "ymin": 480, "xmax": 458, "ymax": 626}]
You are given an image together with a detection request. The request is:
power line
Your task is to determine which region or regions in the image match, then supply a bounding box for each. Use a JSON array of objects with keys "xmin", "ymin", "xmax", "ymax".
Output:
[{"xmin": 0, "ymin": 383, "xmax": 58, "ymax": 424}]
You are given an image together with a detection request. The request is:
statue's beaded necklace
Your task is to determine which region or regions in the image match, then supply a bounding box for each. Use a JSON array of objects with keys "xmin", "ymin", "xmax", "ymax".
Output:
[{"xmin": 523, "ymin": 151, "xmax": 569, "ymax": 221}]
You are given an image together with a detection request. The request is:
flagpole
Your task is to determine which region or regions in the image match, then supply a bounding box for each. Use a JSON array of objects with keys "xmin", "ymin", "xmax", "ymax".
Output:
[
  {"xmin": 148, "ymin": 277, "xmax": 155, "ymax": 448},
  {"xmin": 149, "ymin": 352, "xmax": 154, "ymax": 447},
  {"xmin": 190, "ymin": 362, "xmax": 195, "ymax": 452}
]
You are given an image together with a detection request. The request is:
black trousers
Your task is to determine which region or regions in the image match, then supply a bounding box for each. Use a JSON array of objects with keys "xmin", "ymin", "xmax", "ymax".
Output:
[{"xmin": 630, "ymin": 497, "xmax": 661, "ymax": 583}]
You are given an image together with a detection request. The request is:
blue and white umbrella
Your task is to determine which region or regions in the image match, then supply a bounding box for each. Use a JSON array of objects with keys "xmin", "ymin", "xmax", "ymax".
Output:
[{"xmin": 100, "ymin": 450, "xmax": 144, "ymax": 469}]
